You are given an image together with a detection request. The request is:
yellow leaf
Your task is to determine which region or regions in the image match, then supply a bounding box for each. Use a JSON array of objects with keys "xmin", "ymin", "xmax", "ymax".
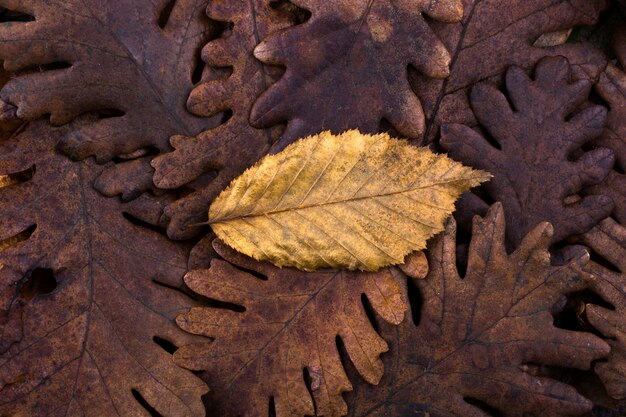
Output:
[{"xmin": 209, "ymin": 130, "xmax": 490, "ymax": 271}]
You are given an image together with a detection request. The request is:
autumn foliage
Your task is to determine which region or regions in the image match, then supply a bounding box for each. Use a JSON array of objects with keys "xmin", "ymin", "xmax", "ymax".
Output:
[{"xmin": 1, "ymin": 1, "xmax": 626, "ymax": 417}]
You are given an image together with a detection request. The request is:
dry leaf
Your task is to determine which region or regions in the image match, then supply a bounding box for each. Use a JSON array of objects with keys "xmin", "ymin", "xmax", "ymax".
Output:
[
  {"xmin": 174, "ymin": 239, "xmax": 427, "ymax": 417},
  {"xmin": 151, "ymin": 0, "xmax": 297, "ymax": 239},
  {"xmin": 249, "ymin": 0, "xmax": 608, "ymax": 151},
  {"xmin": 250, "ymin": 0, "xmax": 463, "ymax": 152},
  {"xmin": 578, "ymin": 219, "xmax": 626, "ymax": 400},
  {"xmin": 0, "ymin": 120, "xmax": 207, "ymax": 416},
  {"xmin": 441, "ymin": 56, "xmax": 614, "ymax": 247},
  {"xmin": 418, "ymin": 0, "xmax": 609, "ymax": 141},
  {"xmin": 0, "ymin": 1, "xmax": 622, "ymax": 416},
  {"xmin": 208, "ymin": 130, "xmax": 490, "ymax": 271},
  {"xmin": 0, "ymin": 0, "xmax": 217, "ymax": 199},
  {"xmin": 344, "ymin": 204, "xmax": 610, "ymax": 417},
  {"xmin": 584, "ymin": 22, "xmax": 626, "ymax": 225}
]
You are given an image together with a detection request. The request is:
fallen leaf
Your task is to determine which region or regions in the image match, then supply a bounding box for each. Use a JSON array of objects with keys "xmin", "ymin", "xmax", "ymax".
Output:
[
  {"xmin": 578, "ymin": 219, "xmax": 626, "ymax": 400},
  {"xmin": 250, "ymin": 0, "xmax": 609, "ymax": 151},
  {"xmin": 174, "ymin": 239, "xmax": 426, "ymax": 417},
  {"xmin": 151, "ymin": 0, "xmax": 297, "ymax": 240},
  {"xmin": 0, "ymin": 0, "xmax": 217, "ymax": 198},
  {"xmin": 419, "ymin": 0, "xmax": 610, "ymax": 141},
  {"xmin": 343, "ymin": 203, "xmax": 610, "ymax": 417},
  {"xmin": 441, "ymin": 56, "xmax": 614, "ymax": 247},
  {"xmin": 0, "ymin": 120, "xmax": 207, "ymax": 416},
  {"xmin": 584, "ymin": 21, "xmax": 626, "ymax": 225},
  {"xmin": 209, "ymin": 130, "xmax": 490, "ymax": 271},
  {"xmin": 250, "ymin": 0, "xmax": 464, "ymax": 151}
]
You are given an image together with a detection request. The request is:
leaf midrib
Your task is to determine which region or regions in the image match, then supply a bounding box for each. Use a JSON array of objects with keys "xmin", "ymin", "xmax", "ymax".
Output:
[{"xmin": 210, "ymin": 176, "xmax": 481, "ymax": 224}]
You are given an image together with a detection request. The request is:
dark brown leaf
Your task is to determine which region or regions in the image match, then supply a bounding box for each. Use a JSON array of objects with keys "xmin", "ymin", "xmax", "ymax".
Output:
[
  {"xmin": 0, "ymin": 0, "xmax": 218, "ymax": 198},
  {"xmin": 578, "ymin": 219, "xmax": 626, "ymax": 400},
  {"xmin": 419, "ymin": 0, "xmax": 610, "ymax": 141},
  {"xmin": 441, "ymin": 56, "xmax": 614, "ymax": 247},
  {"xmin": 174, "ymin": 240, "xmax": 427, "ymax": 417},
  {"xmin": 584, "ymin": 22, "xmax": 626, "ymax": 225},
  {"xmin": 151, "ymin": 0, "xmax": 295, "ymax": 239},
  {"xmin": 250, "ymin": 0, "xmax": 463, "ymax": 152},
  {"xmin": 251, "ymin": 0, "xmax": 609, "ymax": 152},
  {"xmin": 0, "ymin": 120, "xmax": 207, "ymax": 416},
  {"xmin": 344, "ymin": 203, "xmax": 610, "ymax": 417}
]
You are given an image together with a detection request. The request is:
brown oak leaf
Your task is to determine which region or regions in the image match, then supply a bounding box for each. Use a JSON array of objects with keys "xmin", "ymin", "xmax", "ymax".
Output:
[
  {"xmin": 250, "ymin": 0, "xmax": 464, "ymax": 151},
  {"xmin": 0, "ymin": 120, "xmax": 207, "ymax": 416},
  {"xmin": 441, "ymin": 56, "xmax": 614, "ymax": 247},
  {"xmin": 174, "ymin": 239, "xmax": 427, "ymax": 417},
  {"xmin": 343, "ymin": 203, "xmax": 610, "ymax": 417},
  {"xmin": 151, "ymin": 0, "xmax": 297, "ymax": 239},
  {"xmin": 584, "ymin": 22, "xmax": 626, "ymax": 226},
  {"xmin": 578, "ymin": 219, "xmax": 626, "ymax": 400},
  {"xmin": 0, "ymin": 0, "xmax": 217, "ymax": 198},
  {"xmin": 418, "ymin": 0, "xmax": 610, "ymax": 141},
  {"xmin": 251, "ymin": 0, "xmax": 609, "ymax": 152}
]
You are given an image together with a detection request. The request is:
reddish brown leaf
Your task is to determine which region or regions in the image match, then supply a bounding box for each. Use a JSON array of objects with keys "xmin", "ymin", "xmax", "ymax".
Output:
[
  {"xmin": 0, "ymin": 0, "xmax": 218, "ymax": 198},
  {"xmin": 441, "ymin": 56, "xmax": 614, "ymax": 247},
  {"xmin": 151, "ymin": 0, "xmax": 296, "ymax": 239},
  {"xmin": 250, "ymin": 0, "xmax": 463, "ymax": 152},
  {"xmin": 584, "ymin": 22, "xmax": 626, "ymax": 225},
  {"xmin": 0, "ymin": 120, "xmax": 207, "ymax": 416},
  {"xmin": 419, "ymin": 0, "xmax": 610, "ymax": 140},
  {"xmin": 250, "ymin": 0, "xmax": 608, "ymax": 152},
  {"xmin": 174, "ymin": 240, "xmax": 427, "ymax": 417},
  {"xmin": 578, "ymin": 219, "xmax": 626, "ymax": 400},
  {"xmin": 343, "ymin": 204, "xmax": 610, "ymax": 417}
]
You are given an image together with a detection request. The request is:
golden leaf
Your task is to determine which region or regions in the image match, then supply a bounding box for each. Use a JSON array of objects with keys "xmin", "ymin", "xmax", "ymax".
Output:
[{"xmin": 208, "ymin": 130, "xmax": 490, "ymax": 271}]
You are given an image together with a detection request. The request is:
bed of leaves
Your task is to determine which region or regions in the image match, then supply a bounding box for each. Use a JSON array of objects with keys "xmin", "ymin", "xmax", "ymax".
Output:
[{"xmin": 1, "ymin": 0, "xmax": 626, "ymax": 416}]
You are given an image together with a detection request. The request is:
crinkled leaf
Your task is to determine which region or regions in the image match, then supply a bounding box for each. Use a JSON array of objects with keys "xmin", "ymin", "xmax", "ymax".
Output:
[
  {"xmin": 441, "ymin": 56, "xmax": 614, "ymax": 247},
  {"xmin": 250, "ymin": 0, "xmax": 463, "ymax": 151},
  {"xmin": 0, "ymin": 121, "xmax": 207, "ymax": 417},
  {"xmin": 209, "ymin": 130, "xmax": 490, "ymax": 271},
  {"xmin": 151, "ymin": 0, "xmax": 296, "ymax": 239},
  {"xmin": 343, "ymin": 204, "xmax": 610, "ymax": 417},
  {"xmin": 175, "ymin": 239, "xmax": 428, "ymax": 417},
  {"xmin": 0, "ymin": 0, "xmax": 217, "ymax": 197}
]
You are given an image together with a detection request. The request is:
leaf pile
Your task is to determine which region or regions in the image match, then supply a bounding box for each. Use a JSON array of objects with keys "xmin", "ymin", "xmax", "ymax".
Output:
[
  {"xmin": 579, "ymin": 220, "xmax": 626, "ymax": 400},
  {"xmin": 2, "ymin": 0, "xmax": 626, "ymax": 417}
]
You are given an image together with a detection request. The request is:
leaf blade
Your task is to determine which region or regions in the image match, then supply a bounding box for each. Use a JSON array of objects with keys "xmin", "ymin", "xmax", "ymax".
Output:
[{"xmin": 209, "ymin": 130, "xmax": 490, "ymax": 271}]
